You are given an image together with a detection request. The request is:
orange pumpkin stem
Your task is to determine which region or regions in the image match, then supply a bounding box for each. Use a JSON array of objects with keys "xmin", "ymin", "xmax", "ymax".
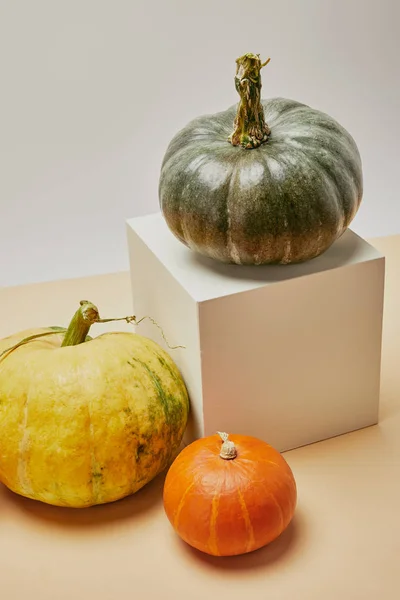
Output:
[{"xmin": 217, "ymin": 431, "xmax": 237, "ymax": 460}]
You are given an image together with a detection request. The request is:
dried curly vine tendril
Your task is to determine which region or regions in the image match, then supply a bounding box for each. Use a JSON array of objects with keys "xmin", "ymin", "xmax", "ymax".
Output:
[{"xmin": 0, "ymin": 330, "xmax": 68, "ymax": 361}]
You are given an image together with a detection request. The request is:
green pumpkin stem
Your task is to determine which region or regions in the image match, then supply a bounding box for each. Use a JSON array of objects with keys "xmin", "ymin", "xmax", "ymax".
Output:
[
  {"xmin": 61, "ymin": 301, "xmax": 100, "ymax": 346},
  {"xmin": 61, "ymin": 300, "xmax": 139, "ymax": 347},
  {"xmin": 229, "ymin": 53, "xmax": 271, "ymax": 149}
]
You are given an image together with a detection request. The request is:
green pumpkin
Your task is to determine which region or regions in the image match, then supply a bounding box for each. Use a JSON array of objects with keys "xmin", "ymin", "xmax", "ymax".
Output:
[{"xmin": 159, "ymin": 53, "xmax": 363, "ymax": 265}]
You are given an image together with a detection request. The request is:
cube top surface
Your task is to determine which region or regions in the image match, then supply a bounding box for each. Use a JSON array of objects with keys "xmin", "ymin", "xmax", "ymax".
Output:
[{"xmin": 127, "ymin": 212, "xmax": 384, "ymax": 303}]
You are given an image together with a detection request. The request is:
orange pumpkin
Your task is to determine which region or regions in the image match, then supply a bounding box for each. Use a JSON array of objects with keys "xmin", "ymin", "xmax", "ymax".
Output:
[{"xmin": 163, "ymin": 432, "xmax": 297, "ymax": 556}]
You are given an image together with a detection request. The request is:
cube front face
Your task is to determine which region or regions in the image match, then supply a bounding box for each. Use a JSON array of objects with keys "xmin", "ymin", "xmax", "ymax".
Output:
[
  {"xmin": 199, "ymin": 257, "xmax": 385, "ymax": 451},
  {"xmin": 127, "ymin": 216, "xmax": 385, "ymax": 452}
]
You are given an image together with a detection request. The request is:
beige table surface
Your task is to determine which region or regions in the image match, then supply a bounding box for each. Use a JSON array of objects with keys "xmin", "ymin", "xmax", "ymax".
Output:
[{"xmin": 0, "ymin": 235, "xmax": 399, "ymax": 600}]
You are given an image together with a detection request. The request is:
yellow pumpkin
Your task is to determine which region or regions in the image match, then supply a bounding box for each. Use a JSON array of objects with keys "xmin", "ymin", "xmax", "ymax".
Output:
[{"xmin": 0, "ymin": 301, "xmax": 189, "ymax": 508}]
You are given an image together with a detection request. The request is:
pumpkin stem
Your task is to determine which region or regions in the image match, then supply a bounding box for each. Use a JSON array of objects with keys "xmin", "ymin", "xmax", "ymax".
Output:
[
  {"xmin": 217, "ymin": 431, "xmax": 237, "ymax": 460},
  {"xmin": 228, "ymin": 53, "xmax": 271, "ymax": 149},
  {"xmin": 61, "ymin": 301, "xmax": 185, "ymax": 349},
  {"xmin": 61, "ymin": 300, "xmax": 140, "ymax": 346},
  {"xmin": 61, "ymin": 301, "xmax": 101, "ymax": 346}
]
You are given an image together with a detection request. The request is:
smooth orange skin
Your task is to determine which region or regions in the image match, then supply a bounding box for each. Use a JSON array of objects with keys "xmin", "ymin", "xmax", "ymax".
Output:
[{"xmin": 163, "ymin": 433, "xmax": 297, "ymax": 556}]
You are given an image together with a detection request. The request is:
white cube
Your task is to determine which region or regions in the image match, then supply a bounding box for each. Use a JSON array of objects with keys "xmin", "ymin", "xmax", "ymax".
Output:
[{"xmin": 126, "ymin": 212, "xmax": 385, "ymax": 452}]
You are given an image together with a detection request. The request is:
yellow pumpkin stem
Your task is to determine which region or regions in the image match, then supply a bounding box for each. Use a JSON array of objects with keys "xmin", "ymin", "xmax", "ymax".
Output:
[{"xmin": 217, "ymin": 431, "xmax": 237, "ymax": 460}]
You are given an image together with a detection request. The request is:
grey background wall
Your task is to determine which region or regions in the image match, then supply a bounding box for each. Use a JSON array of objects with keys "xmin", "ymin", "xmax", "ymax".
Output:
[{"xmin": 1, "ymin": 0, "xmax": 398, "ymax": 286}]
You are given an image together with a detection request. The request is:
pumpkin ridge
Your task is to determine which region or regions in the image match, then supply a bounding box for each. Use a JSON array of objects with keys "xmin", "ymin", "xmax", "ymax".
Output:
[
  {"xmin": 160, "ymin": 141, "xmax": 199, "ymax": 173},
  {"xmin": 239, "ymin": 455, "xmax": 297, "ymax": 494},
  {"xmin": 239, "ymin": 456, "xmax": 281, "ymax": 469},
  {"xmin": 17, "ymin": 377, "xmax": 33, "ymax": 497},
  {"xmin": 225, "ymin": 167, "xmax": 242, "ymax": 263},
  {"xmin": 177, "ymin": 151, "xmax": 208, "ymax": 247},
  {"xmin": 128, "ymin": 358, "xmax": 171, "ymax": 418},
  {"xmin": 264, "ymin": 484, "xmax": 285, "ymax": 532},
  {"xmin": 262, "ymin": 97, "xmax": 308, "ymax": 119},
  {"xmin": 128, "ymin": 357, "xmax": 185, "ymax": 466},
  {"xmin": 258, "ymin": 150, "xmax": 291, "ymax": 260},
  {"xmin": 288, "ymin": 137, "xmax": 360, "ymax": 227},
  {"xmin": 253, "ymin": 151, "xmax": 296, "ymax": 263},
  {"xmin": 237, "ymin": 488, "xmax": 256, "ymax": 552},
  {"xmin": 86, "ymin": 397, "xmax": 97, "ymax": 505},
  {"xmin": 237, "ymin": 450, "xmax": 291, "ymax": 531},
  {"xmin": 280, "ymin": 131, "xmax": 360, "ymax": 189},
  {"xmin": 277, "ymin": 144, "xmax": 344, "ymax": 238},
  {"xmin": 154, "ymin": 350, "xmax": 189, "ymax": 409},
  {"xmin": 281, "ymin": 105, "xmax": 357, "ymax": 147},
  {"xmin": 160, "ymin": 116, "xmax": 228, "ymax": 173},
  {"xmin": 262, "ymin": 102, "xmax": 306, "ymax": 132},
  {"xmin": 208, "ymin": 488, "xmax": 221, "ymax": 556},
  {"xmin": 172, "ymin": 481, "xmax": 196, "ymax": 530},
  {"xmin": 181, "ymin": 154, "xmax": 200, "ymax": 249},
  {"xmin": 253, "ymin": 146, "xmax": 340, "ymax": 257}
]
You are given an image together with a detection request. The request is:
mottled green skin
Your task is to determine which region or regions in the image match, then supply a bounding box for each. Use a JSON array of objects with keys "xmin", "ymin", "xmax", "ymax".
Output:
[{"xmin": 159, "ymin": 97, "xmax": 363, "ymax": 264}]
